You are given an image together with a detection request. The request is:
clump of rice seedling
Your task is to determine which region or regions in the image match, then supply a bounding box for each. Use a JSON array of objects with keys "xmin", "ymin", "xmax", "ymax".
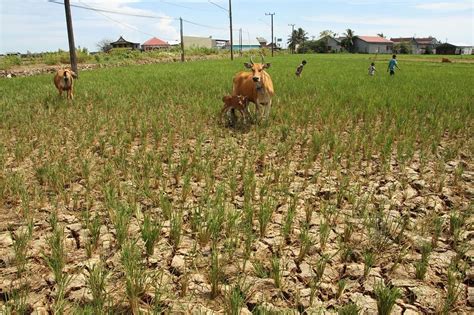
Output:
[
  {"xmin": 312, "ymin": 254, "xmax": 330, "ymax": 290},
  {"xmin": 296, "ymin": 222, "xmax": 314, "ymax": 264},
  {"xmin": 209, "ymin": 246, "xmax": 221, "ymax": 298},
  {"xmin": 84, "ymin": 214, "xmax": 101, "ymax": 258},
  {"xmin": 257, "ymin": 196, "xmax": 275, "ymax": 238},
  {"xmin": 336, "ymin": 278, "xmax": 347, "ymax": 300},
  {"xmin": 170, "ymin": 210, "xmax": 183, "ymax": 253},
  {"xmin": 85, "ymin": 263, "xmax": 108, "ymax": 313},
  {"xmin": 112, "ymin": 202, "xmax": 133, "ymax": 248},
  {"xmin": 121, "ymin": 239, "xmax": 149, "ymax": 314},
  {"xmin": 440, "ymin": 268, "xmax": 463, "ymax": 314},
  {"xmin": 10, "ymin": 226, "xmax": 32, "ymax": 276},
  {"xmin": 414, "ymin": 242, "xmax": 432, "ymax": 280},
  {"xmin": 363, "ymin": 249, "xmax": 375, "ymax": 278},
  {"xmin": 252, "ymin": 260, "xmax": 269, "ymax": 278},
  {"xmin": 140, "ymin": 212, "xmax": 161, "ymax": 258},
  {"xmin": 270, "ymin": 255, "xmax": 282, "ymax": 289},
  {"xmin": 319, "ymin": 220, "xmax": 330, "ymax": 251},
  {"xmin": 225, "ymin": 282, "xmax": 249, "ymax": 315},
  {"xmin": 159, "ymin": 193, "xmax": 172, "ymax": 220},
  {"xmin": 338, "ymin": 302, "xmax": 360, "ymax": 315},
  {"xmin": 43, "ymin": 218, "xmax": 72, "ymax": 314},
  {"xmin": 281, "ymin": 196, "xmax": 297, "ymax": 244},
  {"xmin": 374, "ymin": 281, "xmax": 401, "ymax": 315},
  {"xmin": 448, "ymin": 210, "xmax": 465, "ymax": 250}
]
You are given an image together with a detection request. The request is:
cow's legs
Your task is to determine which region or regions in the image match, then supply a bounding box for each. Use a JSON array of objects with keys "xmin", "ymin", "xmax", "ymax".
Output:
[
  {"xmin": 265, "ymin": 99, "xmax": 272, "ymax": 119},
  {"xmin": 255, "ymin": 101, "xmax": 261, "ymax": 123}
]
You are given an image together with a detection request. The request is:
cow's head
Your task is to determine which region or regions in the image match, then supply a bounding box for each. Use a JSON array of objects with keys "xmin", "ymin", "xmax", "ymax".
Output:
[{"xmin": 244, "ymin": 56, "xmax": 271, "ymax": 88}]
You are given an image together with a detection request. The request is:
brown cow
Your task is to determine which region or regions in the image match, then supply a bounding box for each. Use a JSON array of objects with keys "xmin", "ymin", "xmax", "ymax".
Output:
[
  {"xmin": 220, "ymin": 95, "xmax": 250, "ymax": 124},
  {"xmin": 232, "ymin": 56, "xmax": 274, "ymax": 121},
  {"xmin": 54, "ymin": 69, "xmax": 77, "ymax": 100}
]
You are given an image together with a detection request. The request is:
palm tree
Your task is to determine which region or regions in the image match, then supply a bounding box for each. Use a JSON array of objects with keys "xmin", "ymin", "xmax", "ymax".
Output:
[
  {"xmin": 288, "ymin": 28, "xmax": 308, "ymax": 53},
  {"xmin": 341, "ymin": 29, "xmax": 358, "ymax": 53}
]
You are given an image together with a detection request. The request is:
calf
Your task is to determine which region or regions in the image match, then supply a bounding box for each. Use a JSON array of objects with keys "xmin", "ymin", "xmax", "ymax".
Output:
[
  {"xmin": 54, "ymin": 69, "xmax": 77, "ymax": 100},
  {"xmin": 221, "ymin": 95, "xmax": 250, "ymax": 123},
  {"xmin": 232, "ymin": 56, "xmax": 274, "ymax": 121}
]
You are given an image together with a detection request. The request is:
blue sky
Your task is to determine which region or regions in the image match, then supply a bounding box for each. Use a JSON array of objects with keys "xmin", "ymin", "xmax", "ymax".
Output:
[{"xmin": 1, "ymin": 0, "xmax": 473, "ymax": 53}]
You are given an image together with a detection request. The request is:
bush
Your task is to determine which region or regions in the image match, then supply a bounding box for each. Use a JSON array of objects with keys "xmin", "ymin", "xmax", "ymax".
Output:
[
  {"xmin": 394, "ymin": 41, "xmax": 412, "ymax": 54},
  {"xmin": 0, "ymin": 56, "xmax": 22, "ymax": 70},
  {"xmin": 298, "ymin": 40, "xmax": 327, "ymax": 54}
]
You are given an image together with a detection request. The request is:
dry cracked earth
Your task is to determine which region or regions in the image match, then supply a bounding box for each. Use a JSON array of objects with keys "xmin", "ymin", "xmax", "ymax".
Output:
[{"xmin": 0, "ymin": 129, "xmax": 473, "ymax": 314}]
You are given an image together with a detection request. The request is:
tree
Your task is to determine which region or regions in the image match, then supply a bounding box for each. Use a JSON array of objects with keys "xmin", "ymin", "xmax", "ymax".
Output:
[
  {"xmin": 288, "ymin": 28, "xmax": 308, "ymax": 53},
  {"xmin": 319, "ymin": 30, "xmax": 337, "ymax": 53},
  {"xmin": 298, "ymin": 40, "xmax": 328, "ymax": 54},
  {"xmin": 341, "ymin": 29, "xmax": 358, "ymax": 53},
  {"xmin": 97, "ymin": 39, "xmax": 112, "ymax": 52},
  {"xmin": 394, "ymin": 41, "xmax": 412, "ymax": 54},
  {"xmin": 319, "ymin": 30, "xmax": 337, "ymax": 38}
]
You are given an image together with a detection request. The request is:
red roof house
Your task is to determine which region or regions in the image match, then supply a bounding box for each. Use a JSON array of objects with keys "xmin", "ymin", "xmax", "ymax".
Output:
[
  {"xmin": 142, "ymin": 37, "xmax": 170, "ymax": 50},
  {"xmin": 354, "ymin": 36, "xmax": 394, "ymax": 54}
]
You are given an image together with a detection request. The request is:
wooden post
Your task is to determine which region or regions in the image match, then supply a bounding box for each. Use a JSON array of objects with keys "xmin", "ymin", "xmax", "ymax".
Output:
[
  {"xmin": 64, "ymin": 0, "xmax": 78, "ymax": 76},
  {"xmin": 265, "ymin": 13, "xmax": 275, "ymax": 57},
  {"xmin": 180, "ymin": 17, "xmax": 185, "ymax": 62},
  {"xmin": 229, "ymin": 0, "xmax": 233, "ymax": 60}
]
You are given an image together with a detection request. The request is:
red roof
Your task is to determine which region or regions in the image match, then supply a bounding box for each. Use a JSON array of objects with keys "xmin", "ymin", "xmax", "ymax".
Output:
[
  {"xmin": 143, "ymin": 37, "xmax": 169, "ymax": 46},
  {"xmin": 358, "ymin": 36, "xmax": 393, "ymax": 44}
]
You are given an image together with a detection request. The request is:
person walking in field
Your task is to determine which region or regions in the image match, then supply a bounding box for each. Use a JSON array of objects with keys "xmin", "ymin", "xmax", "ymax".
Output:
[
  {"xmin": 387, "ymin": 54, "xmax": 400, "ymax": 76},
  {"xmin": 295, "ymin": 60, "xmax": 307, "ymax": 77},
  {"xmin": 368, "ymin": 62, "xmax": 376, "ymax": 76}
]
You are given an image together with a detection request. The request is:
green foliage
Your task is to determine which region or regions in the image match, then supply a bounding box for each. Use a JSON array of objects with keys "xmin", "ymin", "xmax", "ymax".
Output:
[
  {"xmin": 374, "ymin": 281, "xmax": 401, "ymax": 315},
  {"xmin": 394, "ymin": 41, "xmax": 412, "ymax": 54},
  {"xmin": 0, "ymin": 55, "xmax": 22, "ymax": 70}
]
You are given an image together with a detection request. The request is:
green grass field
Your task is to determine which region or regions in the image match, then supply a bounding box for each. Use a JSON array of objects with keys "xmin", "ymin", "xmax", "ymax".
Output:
[{"xmin": 0, "ymin": 54, "xmax": 473, "ymax": 314}]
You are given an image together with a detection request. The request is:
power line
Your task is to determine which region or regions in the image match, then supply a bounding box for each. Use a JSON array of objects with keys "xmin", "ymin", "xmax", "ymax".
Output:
[
  {"xmin": 49, "ymin": 0, "xmax": 228, "ymax": 32},
  {"xmin": 181, "ymin": 19, "xmax": 227, "ymax": 31},
  {"xmin": 76, "ymin": 0, "xmax": 166, "ymax": 40},
  {"xmin": 48, "ymin": 0, "xmax": 178, "ymax": 20}
]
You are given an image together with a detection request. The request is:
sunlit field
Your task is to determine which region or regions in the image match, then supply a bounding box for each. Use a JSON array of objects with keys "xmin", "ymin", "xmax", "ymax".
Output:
[{"xmin": 0, "ymin": 54, "xmax": 472, "ymax": 314}]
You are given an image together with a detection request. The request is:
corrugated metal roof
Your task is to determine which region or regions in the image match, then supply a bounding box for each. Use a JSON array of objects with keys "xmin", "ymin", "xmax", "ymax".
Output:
[
  {"xmin": 358, "ymin": 36, "xmax": 393, "ymax": 44},
  {"xmin": 143, "ymin": 37, "xmax": 169, "ymax": 46}
]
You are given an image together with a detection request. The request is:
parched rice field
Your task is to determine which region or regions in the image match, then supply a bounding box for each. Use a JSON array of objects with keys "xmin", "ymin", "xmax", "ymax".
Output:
[{"xmin": 0, "ymin": 54, "xmax": 473, "ymax": 314}]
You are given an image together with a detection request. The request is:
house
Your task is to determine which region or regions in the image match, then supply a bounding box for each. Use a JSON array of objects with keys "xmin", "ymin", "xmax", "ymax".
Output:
[
  {"xmin": 110, "ymin": 36, "xmax": 140, "ymax": 50},
  {"xmin": 354, "ymin": 36, "xmax": 393, "ymax": 54},
  {"xmin": 390, "ymin": 37, "xmax": 438, "ymax": 54},
  {"xmin": 142, "ymin": 37, "xmax": 169, "ymax": 51},
  {"xmin": 229, "ymin": 37, "xmax": 261, "ymax": 51},
  {"xmin": 256, "ymin": 37, "xmax": 268, "ymax": 48},
  {"xmin": 182, "ymin": 36, "xmax": 228, "ymax": 49},
  {"xmin": 452, "ymin": 44, "xmax": 473, "ymax": 55},
  {"xmin": 319, "ymin": 36, "xmax": 343, "ymax": 52},
  {"xmin": 437, "ymin": 43, "xmax": 473, "ymax": 55}
]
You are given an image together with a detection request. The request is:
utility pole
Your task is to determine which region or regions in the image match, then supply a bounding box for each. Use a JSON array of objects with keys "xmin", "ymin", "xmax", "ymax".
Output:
[
  {"xmin": 265, "ymin": 13, "xmax": 275, "ymax": 57},
  {"xmin": 288, "ymin": 24, "xmax": 295, "ymax": 53},
  {"xmin": 209, "ymin": 1, "xmax": 233, "ymax": 60},
  {"xmin": 180, "ymin": 17, "xmax": 185, "ymax": 62},
  {"xmin": 239, "ymin": 28, "xmax": 243, "ymax": 56},
  {"xmin": 229, "ymin": 0, "xmax": 234, "ymax": 60},
  {"xmin": 64, "ymin": 0, "xmax": 78, "ymax": 77}
]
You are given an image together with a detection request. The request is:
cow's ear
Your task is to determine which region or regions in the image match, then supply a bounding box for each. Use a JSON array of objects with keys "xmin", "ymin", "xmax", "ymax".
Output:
[
  {"xmin": 264, "ymin": 63, "xmax": 271, "ymax": 69},
  {"xmin": 244, "ymin": 62, "xmax": 252, "ymax": 69}
]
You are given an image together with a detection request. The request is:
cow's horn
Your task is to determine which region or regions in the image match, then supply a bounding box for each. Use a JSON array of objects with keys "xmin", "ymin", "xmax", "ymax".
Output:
[
  {"xmin": 260, "ymin": 54, "xmax": 265, "ymax": 63},
  {"xmin": 249, "ymin": 56, "xmax": 254, "ymax": 64}
]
